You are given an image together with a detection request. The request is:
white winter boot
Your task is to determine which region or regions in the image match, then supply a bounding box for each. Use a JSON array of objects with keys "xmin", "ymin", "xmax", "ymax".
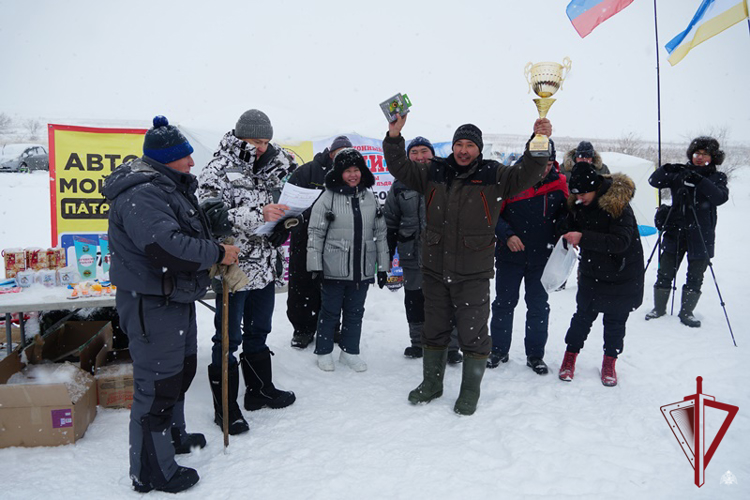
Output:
[
  {"xmin": 317, "ymin": 353, "xmax": 335, "ymax": 372},
  {"xmin": 339, "ymin": 351, "xmax": 367, "ymax": 372}
]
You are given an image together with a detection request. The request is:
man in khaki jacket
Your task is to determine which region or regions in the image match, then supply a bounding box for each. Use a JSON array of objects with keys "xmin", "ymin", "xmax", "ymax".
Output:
[{"xmin": 383, "ymin": 113, "xmax": 551, "ymax": 415}]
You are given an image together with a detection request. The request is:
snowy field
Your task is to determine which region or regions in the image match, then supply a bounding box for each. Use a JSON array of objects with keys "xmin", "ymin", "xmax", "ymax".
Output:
[{"xmin": 0, "ymin": 169, "xmax": 748, "ymax": 499}]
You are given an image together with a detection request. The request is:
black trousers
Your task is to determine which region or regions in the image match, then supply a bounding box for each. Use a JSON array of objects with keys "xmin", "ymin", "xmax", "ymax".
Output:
[
  {"xmin": 655, "ymin": 248, "xmax": 708, "ymax": 293},
  {"xmin": 564, "ymin": 303, "xmax": 629, "ymax": 358},
  {"xmin": 287, "ymin": 241, "xmax": 321, "ymax": 335}
]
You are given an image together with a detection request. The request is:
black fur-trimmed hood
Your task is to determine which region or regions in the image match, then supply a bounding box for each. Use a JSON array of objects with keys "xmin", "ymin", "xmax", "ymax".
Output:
[
  {"xmin": 567, "ymin": 173, "xmax": 635, "ymax": 219},
  {"xmin": 324, "ymin": 148, "xmax": 376, "ymax": 193}
]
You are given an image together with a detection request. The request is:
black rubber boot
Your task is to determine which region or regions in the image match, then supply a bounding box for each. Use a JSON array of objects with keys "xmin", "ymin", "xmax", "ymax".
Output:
[
  {"xmin": 454, "ymin": 354, "xmax": 488, "ymax": 416},
  {"xmin": 487, "ymin": 351, "xmax": 509, "ymax": 369},
  {"xmin": 408, "ymin": 347, "xmax": 448, "ymax": 404},
  {"xmin": 679, "ymin": 288, "xmax": 702, "ymax": 328},
  {"xmin": 133, "ymin": 466, "xmax": 200, "ymax": 493},
  {"xmin": 241, "ymin": 350, "xmax": 296, "ymax": 411},
  {"xmin": 171, "ymin": 429, "xmax": 206, "ymax": 455},
  {"xmin": 208, "ymin": 364, "xmax": 249, "ymax": 435},
  {"xmin": 291, "ymin": 331, "xmax": 314, "ymax": 349},
  {"xmin": 645, "ymin": 287, "xmax": 671, "ymax": 320}
]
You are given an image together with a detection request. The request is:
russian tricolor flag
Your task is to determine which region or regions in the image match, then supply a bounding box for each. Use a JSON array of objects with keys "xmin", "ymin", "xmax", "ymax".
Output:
[{"xmin": 567, "ymin": 0, "xmax": 635, "ymax": 38}]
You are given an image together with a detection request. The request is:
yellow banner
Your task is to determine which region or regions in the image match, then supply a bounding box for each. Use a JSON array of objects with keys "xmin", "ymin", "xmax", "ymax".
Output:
[{"xmin": 49, "ymin": 124, "xmax": 146, "ymax": 246}]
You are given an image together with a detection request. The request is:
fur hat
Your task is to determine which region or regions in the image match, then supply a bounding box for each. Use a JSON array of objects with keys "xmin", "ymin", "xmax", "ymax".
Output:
[
  {"xmin": 549, "ymin": 138, "xmax": 556, "ymax": 162},
  {"xmin": 142, "ymin": 116, "xmax": 194, "ymax": 164},
  {"xmin": 407, "ymin": 136, "xmax": 435, "ymax": 156},
  {"xmin": 452, "ymin": 124, "xmax": 483, "ymax": 152},
  {"xmin": 569, "ymin": 162, "xmax": 601, "ymax": 194},
  {"xmin": 687, "ymin": 136, "xmax": 724, "ymax": 165},
  {"xmin": 326, "ymin": 148, "xmax": 375, "ymax": 189},
  {"xmin": 235, "ymin": 109, "xmax": 273, "ymax": 140},
  {"xmin": 576, "ymin": 141, "xmax": 595, "ymax": 159}
]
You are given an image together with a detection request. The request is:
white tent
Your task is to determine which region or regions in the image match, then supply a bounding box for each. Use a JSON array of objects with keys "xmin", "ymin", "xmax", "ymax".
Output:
[{"xmin": 600, "ymin": 151, "xmax": 658, "ymax": 236}]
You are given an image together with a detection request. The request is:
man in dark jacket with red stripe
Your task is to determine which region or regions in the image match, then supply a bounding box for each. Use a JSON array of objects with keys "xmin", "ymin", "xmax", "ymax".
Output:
[
  {"xmin": 488, "ymin": 141, "xmax": 568, "ymax": 374},
  {"xmin": 383, "ymin": 113, "xmax": 550, "ymax": 415}
]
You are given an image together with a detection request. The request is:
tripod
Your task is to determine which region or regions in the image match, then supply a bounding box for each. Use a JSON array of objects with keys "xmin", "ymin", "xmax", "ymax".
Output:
[{"xmin": 644, "ymin": 174, "xmax": 736, "ymax": 346}]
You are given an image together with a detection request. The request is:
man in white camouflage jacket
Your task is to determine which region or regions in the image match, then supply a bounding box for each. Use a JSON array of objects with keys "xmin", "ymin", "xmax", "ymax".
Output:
[{"xmin": 197, "ymin": 109, "xmax": 297, "ymax": 435}]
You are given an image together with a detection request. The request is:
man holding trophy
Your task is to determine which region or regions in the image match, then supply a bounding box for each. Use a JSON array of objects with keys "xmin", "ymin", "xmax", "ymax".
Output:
[{"xmin": 383, "ymin": 113, "xmax": 551, "ymax": 415}]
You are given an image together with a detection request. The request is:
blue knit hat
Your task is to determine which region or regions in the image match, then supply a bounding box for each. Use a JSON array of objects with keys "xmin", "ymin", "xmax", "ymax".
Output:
[
  {"xmin": 143, "ymin": 116, "xmax": 194, "ymax": 164},
  {"xmin": 407, "ymin": 136, "xmax": 435, "ymax": 156}
]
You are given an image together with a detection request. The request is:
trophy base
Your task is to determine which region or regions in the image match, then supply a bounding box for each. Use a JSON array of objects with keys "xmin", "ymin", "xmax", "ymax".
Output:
[{"xmin": 529, "ymin": 134, "xmax": 550, "ymax": 158}]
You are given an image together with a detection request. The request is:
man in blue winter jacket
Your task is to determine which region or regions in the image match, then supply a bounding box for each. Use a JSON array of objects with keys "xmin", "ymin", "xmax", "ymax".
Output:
[
  {"xmin": 488, "ymin": 141, "xmax": 568, "ymax": 373},
  {"xmin": 104, "ymin": 116, "xmax": 240, "ymax": 494}
]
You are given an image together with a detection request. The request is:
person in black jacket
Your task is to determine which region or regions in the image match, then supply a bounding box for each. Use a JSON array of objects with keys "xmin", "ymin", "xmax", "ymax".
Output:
[
  {"xmin": 104, "ymin": 116, "xmax": 240, "ymax": 494},
  {"xmin": 557, "ymin": 163, "xmax": 643, "ymax": 387},
  {"xmin": 488, "ymin": 141, "xmax": 568, "ymax": 374},
  {"xmin": 282, "ymin": 136, "xmax": 352, "ymax": 349},
  {"xmin": 645, "ymin": 137, "xmax": 729, "ymax": 327}
]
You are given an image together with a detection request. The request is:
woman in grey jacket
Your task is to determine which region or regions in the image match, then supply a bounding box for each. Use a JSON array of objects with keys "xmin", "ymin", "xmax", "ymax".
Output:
[{"xmin": 307, "ymin": 148, "xmax": 390, "ymax": 372}]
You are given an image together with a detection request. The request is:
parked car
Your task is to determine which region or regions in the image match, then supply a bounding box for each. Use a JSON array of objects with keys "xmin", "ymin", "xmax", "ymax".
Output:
[{"xmin": 0, "ymin": 144, "xmax": 49, "ymax": 172}]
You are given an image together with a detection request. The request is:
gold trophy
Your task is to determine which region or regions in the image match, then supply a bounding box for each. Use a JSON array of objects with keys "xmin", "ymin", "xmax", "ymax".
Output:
[{"xmin": 524, "ymin": 57, "xmax": 572, "ymax": 156}]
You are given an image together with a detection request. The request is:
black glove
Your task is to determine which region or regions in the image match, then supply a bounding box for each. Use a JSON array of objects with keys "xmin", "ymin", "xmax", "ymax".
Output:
[
  {"xmin": 268, "ymin": 222, "xmax": 291, "ymax": 247},
  {"xmin": 683, "ymin": 170, "xmax": 703, "ymax": 186},
  {"xmin": 377, "ymin": 271, "xmax": 388, "ymax": 289},
  {"xmin": 662, "ymin": 163, "xmax": 683, "ymax": 174},
  {"xmin": 311, "ymin": 271, "xmax": 322, "ymax": 285},
  {"xmin": 280, "ymin": 215, "xmax": 304, "ymax": 230},
  {"xmin": 200, "ymin": 198, "xmax": 233, "ymax": 237}
]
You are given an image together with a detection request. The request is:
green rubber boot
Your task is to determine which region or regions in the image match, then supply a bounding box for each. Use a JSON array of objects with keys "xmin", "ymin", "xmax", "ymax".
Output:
[
  {"xmin": 454, "ymin": 354, "xmax": 488, "ymax": 416},
  {"xmin": 645, "ymin": 287, "xmax": 671, "ymax": 320},
  {"xmin": 408, "ymin": 347, "xmax": 448, "ymax": 404}
]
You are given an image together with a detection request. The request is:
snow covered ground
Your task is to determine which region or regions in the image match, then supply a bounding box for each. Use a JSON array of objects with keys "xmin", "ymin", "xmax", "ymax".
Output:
[{"xmin": 0, "ymin": 169, "xmax": 748, "ymax": 499}]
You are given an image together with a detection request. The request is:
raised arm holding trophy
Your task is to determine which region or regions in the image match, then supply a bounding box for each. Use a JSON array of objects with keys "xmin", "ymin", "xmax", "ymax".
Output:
[{"xmin": 525, "ymin": 57, "xmax": 571, "ymax": 156}]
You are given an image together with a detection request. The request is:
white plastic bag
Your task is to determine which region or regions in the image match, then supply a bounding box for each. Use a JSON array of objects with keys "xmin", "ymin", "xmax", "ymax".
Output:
[{"xmin": 541, "ymin": 237, "xmax": 578, "ymax": 292}]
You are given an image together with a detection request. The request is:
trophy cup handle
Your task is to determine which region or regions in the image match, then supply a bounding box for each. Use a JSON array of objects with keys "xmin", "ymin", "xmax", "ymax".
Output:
[
  {"xmin": 559, "ymin": 57, "xmax": 572, "ymax": 91},
  {"xmin": 524, "ymin": 62, "xmax": 533, "ymax": 94}
]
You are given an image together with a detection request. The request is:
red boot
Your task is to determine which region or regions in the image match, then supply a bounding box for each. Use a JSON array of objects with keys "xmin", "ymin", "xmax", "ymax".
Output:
[
  {"xmin": 558, "ymin": 351, "xmax": 578, "ymax": 382},
  {"xmin": 601, "ymin": 355, "xmax": 618, "ymax": 387}
]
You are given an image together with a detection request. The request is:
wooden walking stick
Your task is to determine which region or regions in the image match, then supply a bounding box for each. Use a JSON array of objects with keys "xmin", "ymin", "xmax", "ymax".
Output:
[{"xmin": 221, "ymin": 266, "xmax": 230, "ymax": 449}]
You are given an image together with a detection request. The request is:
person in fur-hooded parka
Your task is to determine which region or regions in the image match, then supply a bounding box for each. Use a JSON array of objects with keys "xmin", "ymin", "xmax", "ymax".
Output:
[
  {"xmin": 307, "ymin": 148, "xmax": 390, "ymax": 372},
  {"xmin": 557, "ymin": 163, "xmax": 644, "ymax": 387},
  {"xmin": 561, "ymin": 141, "xmax": 610, "ymax": 188}
]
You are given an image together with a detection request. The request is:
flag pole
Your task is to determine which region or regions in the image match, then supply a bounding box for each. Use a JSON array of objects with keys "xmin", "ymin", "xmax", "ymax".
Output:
[{"xmin": 653, "ymin": 0, "xmax": 663, "ymax": 196}]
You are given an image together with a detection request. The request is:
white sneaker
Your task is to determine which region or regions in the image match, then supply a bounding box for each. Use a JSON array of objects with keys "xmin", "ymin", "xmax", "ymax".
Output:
[
  {"xmin": 339, "ymin": 351, "xmax": 367, "ymax": 372},
  {"xmin": 317, "ymin": 353, "xmax": 335, "ymax": 372}
]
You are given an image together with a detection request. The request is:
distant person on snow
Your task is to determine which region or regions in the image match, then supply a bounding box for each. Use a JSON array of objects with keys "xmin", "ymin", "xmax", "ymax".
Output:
[
  {"xmin": 561, "ymin": 140, "xmax": 610, "ymax": 189},
  {"xmin": 645, "ymin": 136, "xmax": 729, "ymax": 327},
  {"xmin": 557, "ymin": 163, "xmax": 643, "ymax": 387},
  {"xmin": 104, "ymin": 116, "xmax": 241, "ymax": 493}
]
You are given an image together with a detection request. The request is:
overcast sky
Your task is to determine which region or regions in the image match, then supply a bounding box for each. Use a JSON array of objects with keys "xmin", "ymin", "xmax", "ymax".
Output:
[{"xmin": 1, "ymin": 0, "xmax": 748, "ymax": 145}]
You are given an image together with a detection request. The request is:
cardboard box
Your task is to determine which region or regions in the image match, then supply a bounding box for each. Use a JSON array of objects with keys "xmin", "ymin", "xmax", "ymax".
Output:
[
  {"xmin": 0, "ymin": 354, "xmax": 97, "ymax": 448},
  {"xmin": 26, "ymin": 321, "xmax": 113, "ymax": 375},
  {"xmin": 96, "ymin": 349, "xmax": 134, "ymax": 409},
  {"xmin": 0, "ymin": 321, "xmax": 110, "ymax": 448}
]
